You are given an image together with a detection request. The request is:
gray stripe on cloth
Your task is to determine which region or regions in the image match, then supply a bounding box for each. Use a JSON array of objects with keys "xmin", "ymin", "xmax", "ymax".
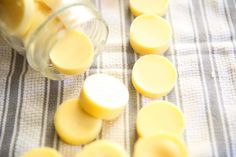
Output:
[
  {"xmin": 134, "ymin": 51, "xmax": 142, "ymax": 111},
  {"xmin": 201, "ymin": 0, "xmax": 232, "ymax": 156},
  {"xmin": 0, "ymin": 50, "xmax": 16, "ymax": 157},
  {"xmin": 189, "ymin": 0, "xmax": 218, "ymax": 156},
  {"xmin": 224, "ymin": 0, "xmax": 236, "ymax": 89},
  {"xmin": 44, "ymin": 80, "xmax": 59, "ymax": 147},
  {"xmin": 40, "ymin": 79, "xmax": 49, "ymax": 146},
  {"xmin": 192, "ymin": 0, "xmax": 229, "ymax": 156},
  {"xmin": 164, "ymin": 10, "xmax": 182, "ymax": 113},
  {"xmin": 118, "ymin": 0, "xmax": 128, "ymax": 152},
  {"xmin": 223, "ymin": 0, "xmax": 236, "ymax": 60},
  {"xmin": 0, "ymin": 53, "xmax": 26, "ymax": 156},
  {"xmin": 211, "ymin": 45, "xmax": 233, "ymax": 157},
  {"xmin": 122, "ymin": 0, "xmax": 138, "ymax": 155},
  {"xmin": 222, "ymin": 0, "xmax": 236, "ymax": 155},
  {"xmin": 56, "ymin": 80, "xmax": 64, "ymax": 150},
  {"xmin": 169, "ymin": 0, "xmax": 219, "ymax": 155},
  {"xmin": 166, "ymin": 11, "xmax": 187, "ymax": 142},
  {"xmin": 202, "ymin": 0, "xmax": 233, "ymax": 156},
  {"xmin": 222, "ymin": 0, "xmax": 236, "ymax": 91},
  {"xmin": 213, "ymin": 0, "xmax": 235, "ymax": 155},
  {"xmin": 164, "ymin": 51, "xmax": 179, "ymax": 111},
  {"xmin": 186, "ymin": 0, "xmax": 216, "ymax": 156},
  {"xmin": 11, "ymin": 60, "xmax": 28, "ymax": 157},
  {"xmin": 0, "ymin": 50, "xmax": 15, "ymax": 140}
]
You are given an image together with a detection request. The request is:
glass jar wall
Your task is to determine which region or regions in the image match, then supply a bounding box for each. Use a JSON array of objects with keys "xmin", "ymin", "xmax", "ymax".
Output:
[{"xmin": 0, "ymin": 0, "xmax": 109, "ymax": 80}]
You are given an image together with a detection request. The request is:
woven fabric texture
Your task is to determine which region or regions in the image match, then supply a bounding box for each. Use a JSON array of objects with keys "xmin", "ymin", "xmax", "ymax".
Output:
[{"xmin": 0, "ymin": 0, "xmax": 236, "ymax": 157}]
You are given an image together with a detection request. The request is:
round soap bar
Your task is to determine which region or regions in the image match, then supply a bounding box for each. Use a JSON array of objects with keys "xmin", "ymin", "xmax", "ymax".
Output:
[
  {"xmin": 0, "ymin": 0, "xmax": 35, "ymax": 36},
  {"xmin": 130, "ymin": 14, "xmax": 172, "ymax": 55},
  {"xmin": 49, "ymin": 30, "xmax": 94, "ymax": 75},
  {"xmin": 137, "ymin": 101, "xmax": 185, "ymax": 137},
  {"xmin": 54, "ymin": 98, "xmax": 102, "ymax": 145},
  {"xmin": 21, "ymin": 147, "xmax": 62, "ymax": 157},
  {"xmin": 75, "ymin": 140, "xmax": 129, "ymax": 157},
  {"xmin": 79, "ymin": 74, "xmax": 129, "ymax": 120},
  {"xmin": 130, "ymin": 0, "xmax": 168, "ymax": 17},
  {"xmin": 134, "ymin": 134, "xmax": 188, "ymax": 157},
  {"xmin": 132, "ymin": 54, "xmax": 177, "ymax": 98}
]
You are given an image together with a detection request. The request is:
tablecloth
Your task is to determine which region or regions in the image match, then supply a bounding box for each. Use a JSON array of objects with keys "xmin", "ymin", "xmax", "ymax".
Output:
[{"xmin": 0, "ymin": 0, "xmax": 236, "ymax": 157}]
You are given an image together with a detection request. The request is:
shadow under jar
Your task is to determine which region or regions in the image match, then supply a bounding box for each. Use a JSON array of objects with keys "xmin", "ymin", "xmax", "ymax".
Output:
[{"xmin": 0, "ymin": 0, "xmax": 109, "ymax": 80}]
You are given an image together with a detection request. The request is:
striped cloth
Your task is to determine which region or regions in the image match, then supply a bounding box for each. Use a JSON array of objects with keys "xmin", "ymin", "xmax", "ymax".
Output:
[{"xmin": 0, "ymin": 0, "xmax": 236, "ymax": 156}]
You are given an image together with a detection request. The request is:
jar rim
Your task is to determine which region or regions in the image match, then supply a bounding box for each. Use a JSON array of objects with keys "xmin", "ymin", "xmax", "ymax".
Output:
[
  {"xmin": 25, "ymin": 1, "xmax": 109, "ymax": 80},
  {"xmin": 26, "ymin": 2, "xmax": 108, "ymax": 50}
]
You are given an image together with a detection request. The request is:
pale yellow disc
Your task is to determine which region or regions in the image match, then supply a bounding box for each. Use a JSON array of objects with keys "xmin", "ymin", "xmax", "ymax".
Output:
[
  {"xmin": 130, "ymin": 14, "xmax": 172, "ymax": 55},
  {"xmin": 76, "ymin": 140, "xmax": 129, "ymax": 157},
  {"xmin": 49, "ymin": 30, "xmax": 94, "ymax": 75},
  {"xmin": 130, "ymin": 0, "xmax": 168, "ymax": 17},
  {"xmin": 79, "ymin": 74, "xmax": 129, "ymax": 120},
  {"xmin": 134, "ymin": 134, "xmax": 188, "ymax": 157},
  {"xmin": 54, "ymin": 98, "xmax": 102, "ymax": 145},
  {"xmin": 21, "ymin": 147, "xmax": 62, "ymax": 157},
  {"xmin": 0, "ymin": 0, "xmax": 35, "ymax": 36},
  {"xmin": 137, "ymin": 101, "xmax": 185, "ymax": 137},
  {"xmin": 132, "ymin": 54, "xmax": 177, "ymax": 98}
]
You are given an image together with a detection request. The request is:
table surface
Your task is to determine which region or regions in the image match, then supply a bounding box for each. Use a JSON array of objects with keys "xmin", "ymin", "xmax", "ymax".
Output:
[{"xmin": 0, "ymin": 0, "xmax": 236, "ymax": 157}]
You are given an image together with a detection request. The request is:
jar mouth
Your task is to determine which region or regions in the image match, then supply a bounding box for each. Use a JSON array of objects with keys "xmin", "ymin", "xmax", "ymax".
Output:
[{"xmin": 26, "ymin": 2, "xmax": 109, "ymax": 80}]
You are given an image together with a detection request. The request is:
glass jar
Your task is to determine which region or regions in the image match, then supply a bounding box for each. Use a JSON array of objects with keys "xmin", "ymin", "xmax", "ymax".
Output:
[{"xmin": 0, "ymin": 0, "xmax": 109, "ymax": 80}]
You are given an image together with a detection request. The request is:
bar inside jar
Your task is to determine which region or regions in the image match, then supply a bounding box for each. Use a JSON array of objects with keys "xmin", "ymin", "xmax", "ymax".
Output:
[{"xmin": 0, "ymin": 0, "xmax": 35, "ymax": 36}]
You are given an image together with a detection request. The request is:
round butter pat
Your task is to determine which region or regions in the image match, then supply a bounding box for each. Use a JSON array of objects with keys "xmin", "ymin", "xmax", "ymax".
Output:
[
  {"xmin": 76, "ymin": 140, "xmax": 129, "ymax": 157},
  {"xmin": 49, "ymin": 30, "xmax": 94, "ymax": 75},
  {"xmin": 130, "ymin": 14, "xmax": 172, "ymax": 55},
  {"xmin": 137, "ymin": 101, "xmax": 185, "ymax": 137},
  {"xmin": 130, "ymin": 0, "xmax": 168, "ymax": 17},
  {"xmin": 79, "ymin": 74, "xmax": 129, "ymax": 120},
  {"xmin": 54, "ymin": 98, "xmax": 102, "ymax": 145},
  {"xmin": 134, "ymin": 134, "xmax": 188, "ymax": 157},
  {"xmin": 0, "ymin": 0, "xmax": 35, "ymax": 36},
  {"xmin": 132, "ymin": 54, "xmax": 177, "ymax": 98},
  {"xmin": 21, "ymin": 147, "xmax": 62, "ymax": 157}
]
